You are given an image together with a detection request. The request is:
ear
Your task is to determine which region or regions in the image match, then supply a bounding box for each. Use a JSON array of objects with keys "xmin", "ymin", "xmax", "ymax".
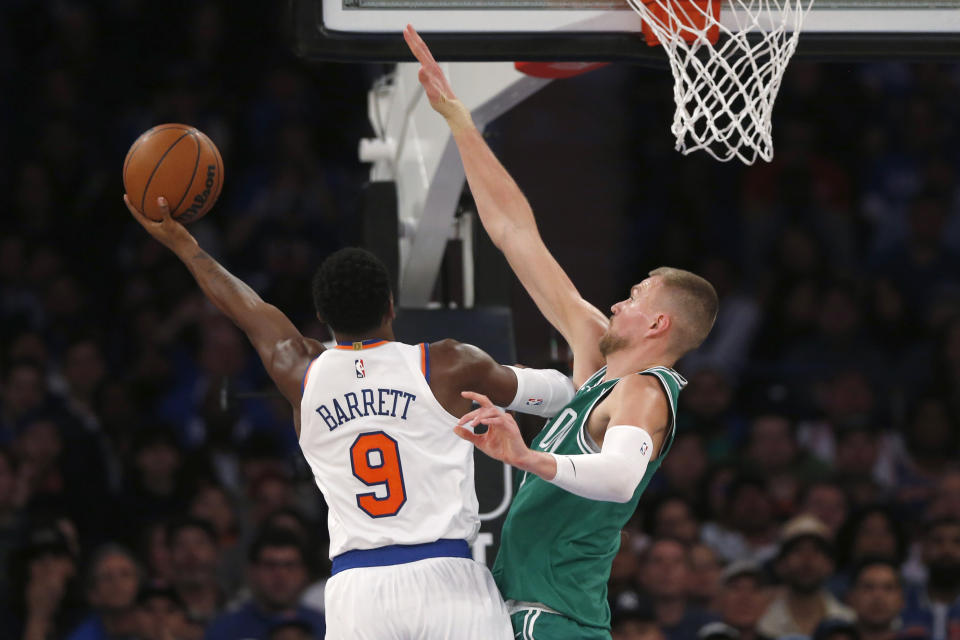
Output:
[
  {"xmin": 387, "ymin": 296, "xmax": 396, "ymax": 322},
  {"xmin": 647, "ymin": 313, "xmax": 671, "ymax": 338}
]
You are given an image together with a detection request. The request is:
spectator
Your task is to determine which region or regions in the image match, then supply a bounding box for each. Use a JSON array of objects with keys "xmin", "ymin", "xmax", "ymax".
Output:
[
  {"xmin": 258, "ymin": 508, "xmax": 328, "ymax": 613},
  {"xmin": 66, "ymin": 544, "xmax": 141, "ymax": 640},
  {"xmin": 901, "ymin": 517, "xmax": 960, "ymax": 640},
  {"xmin": 114, "ymin": 427, "xmax": 190, "ymax": 546},
  {"xmin": 702, "ymin": 472, "xmax": 779, "ymax": 563},
  {"xmin": 688, "ymin": 542, "xmax": 725, "ymax": 611},
  {"xmin": 267, "ymin": 619, "xmax": 318, "ymax": 640},
  {"xmin": 188, "ymin": 483, "xmax": 243, "ymax": 597},
  {"xmin": 610, "ymin": 534, "xmax": 644, "ymax": 615},
  {"xmin": 205, "ymin": 527, "xmax": 324, "ymax": 640},
  {"xmin": 649, "ymin": 494, "xmax": 701, "ymax": 545},
  {"xmin": 135, "ymin": 582, "xmax": 195, "ymax": 640},
  {"xmin": 676, "ymin": 367, "xmax": 747, "ymax": 460},
  {"xmin": 800, "ymin": 480, "xmax": 850, "ymax": 538},
  {"xmin": 847, "ymin": 558, "xmax": 904, "ymax": 640},
  {"xmin": 716, "ymin": 560, "xmax": 772, "ymax": 640},
  {"xmin": 894, "ymin": 398, "xmax": 960, "ymax": 520},
  {"xmin": 140, "ymin": 522, "xmax": 174, "ymax": 584},
  {"xmin": 697, "ymin": 621, "xmax": 743, "ymax": 640},
  {"xmin": 746, "ymin": 414, "xmax": 823, "ymax": 515},
  {"xmin": 814, "ymin": 618, "xmax": 862, "ymax": 640},
  {"xmin": 167, "ymin": 516, "xmax": 224, "ymax": 630},
  {"xmin": 0, "ymin": 360, "xmax": 48, "ymax": 441},
  {"xmin": 928, "ymin": 470, "xmax": 960, "ymax": 521},
  {"xmin": 640, "ymin": 537, "xmax": 717, "ymax": 640},
  {"xmin": 758, "ymin": 515, "xmax": 855, "ymax": 638},
  {"xmin": 0, "ymin": 447, "xmax": 24, "ymax": 600},
  {"xmin": 56, "ymin": 337, "xmax": 107, "ymax": 431},
  {"xmin": 832, "ymin": 506, "xmax": 907, "ymax": 598},
  {"xmin": 2, "ymin": 520, "xmax": 85, "ymax": 640},
  {"xmin": 659, "ymin": 432, "xmax": 709, "ymax": 504},
  {"xmin": 612, "ymin": 599, "xmax": 666, "ymax": 640}
]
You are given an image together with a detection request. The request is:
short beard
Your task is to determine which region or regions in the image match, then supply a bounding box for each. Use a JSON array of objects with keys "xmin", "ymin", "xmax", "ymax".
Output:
[
  {"xmin": 787, "ymin": 577, "xmax": 824, "ymax": 596},
  {"xmin": 599, "ymin": 330, "xmax": 628, "ymax": 357}
]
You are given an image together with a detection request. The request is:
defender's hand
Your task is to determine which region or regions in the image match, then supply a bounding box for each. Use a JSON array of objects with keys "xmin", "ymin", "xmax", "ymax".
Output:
[
  {"xmin": 455, "ymin": 391, "xmax": 532, "ymax": 468},
  {"xmin": 124, "ymin": 194, "xmax": 197, "ymax": 252},
  {"xmin": 403, "ymin": 24, "xmax": 470, "ymax": 123}
]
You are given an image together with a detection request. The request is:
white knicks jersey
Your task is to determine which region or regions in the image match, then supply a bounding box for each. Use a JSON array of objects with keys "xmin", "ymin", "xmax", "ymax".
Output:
[{"xmin": 299, "ymin": 340, "xmax": 480, "ymax": 558}]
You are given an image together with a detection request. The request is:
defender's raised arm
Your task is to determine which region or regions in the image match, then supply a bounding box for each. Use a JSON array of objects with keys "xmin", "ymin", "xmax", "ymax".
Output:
[{"xmin": 404, "ymin": 25, "xmax": 608, "ymax": 385}]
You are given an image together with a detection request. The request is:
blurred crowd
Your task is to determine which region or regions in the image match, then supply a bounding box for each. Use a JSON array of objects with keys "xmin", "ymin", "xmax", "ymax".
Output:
[{"xmin": 2, "ymin": 2, "xmax": 960, "ymax": 640}]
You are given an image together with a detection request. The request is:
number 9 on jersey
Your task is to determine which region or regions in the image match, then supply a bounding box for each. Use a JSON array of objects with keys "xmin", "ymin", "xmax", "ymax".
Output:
[{"xmin": 350, "ymin": 431, "xmax": 407, "ymax": 518}]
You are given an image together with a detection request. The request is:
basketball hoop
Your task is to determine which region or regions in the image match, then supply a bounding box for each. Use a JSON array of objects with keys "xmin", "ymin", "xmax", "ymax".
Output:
[{"xmin": 627, "ymin": 0, "xmax": 814, "ymax": 164}]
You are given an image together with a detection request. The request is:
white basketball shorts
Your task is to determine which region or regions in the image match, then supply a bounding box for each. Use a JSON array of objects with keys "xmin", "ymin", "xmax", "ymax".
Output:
[{"xmin": 324, "ymin": 555, "xmax": 512, "ymax": 639}]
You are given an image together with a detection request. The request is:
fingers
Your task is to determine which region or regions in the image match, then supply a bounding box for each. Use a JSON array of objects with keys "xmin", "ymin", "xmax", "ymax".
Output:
[
  {"xmin": 403, "ymin": 24, "xmax": 437, "ymax": 67},
  {"xmin": 453, "ymin": 425, "xmax": 482, "ymax": 445},
  {"xmin": 155, "ymin": 196, "xmax": 171, "ymax": 219},
  {"xmin": 460, "ymin": 390, "xmax": 493, "ymax": 407},
  {"xmin": 456, "ymin": 405, "xmax": 502, "ymax": 428},
  {"xmin": 123, "ymin": 194, "xmax": 170, "ymax": 225}
]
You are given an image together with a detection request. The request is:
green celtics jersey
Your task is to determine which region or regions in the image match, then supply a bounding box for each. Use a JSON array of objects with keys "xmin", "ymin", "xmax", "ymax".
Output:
[{"xmin": 492, "ymin": 365, "xmax": 686, "ymax": 630}]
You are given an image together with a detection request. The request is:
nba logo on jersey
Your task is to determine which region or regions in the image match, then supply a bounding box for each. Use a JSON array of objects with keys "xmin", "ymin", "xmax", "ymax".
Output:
[
  {"xmin": 525, "ymin": 397, "xmax": 544, "ymax": 407},
  {"xmin": 640, "ymin": 441, "xmax": 649, "ymax": 456},
  {"xmin": 355, "ymin": 359, "xmax": 365, "ymax": 378}
]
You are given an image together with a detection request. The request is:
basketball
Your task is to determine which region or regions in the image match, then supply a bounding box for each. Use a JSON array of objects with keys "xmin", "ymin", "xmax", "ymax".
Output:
[{"xmin": 123, "ymin": 124, "xmax": 224, "ymax": 224}]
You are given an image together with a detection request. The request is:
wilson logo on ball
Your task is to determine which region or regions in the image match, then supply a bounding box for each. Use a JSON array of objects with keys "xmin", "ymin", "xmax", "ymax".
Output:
[{"xmin": 180, "ymin": 165, "xmax": 217, "ymax": 222}]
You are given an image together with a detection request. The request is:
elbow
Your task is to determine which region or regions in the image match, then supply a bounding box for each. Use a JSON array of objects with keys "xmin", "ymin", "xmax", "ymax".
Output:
[
  {"xmin": 600, "ymin": 484, "xmax": 635, "ymax": 504},
  {"xmin": 609, "ymin": 473, "xmax": 643, "ymax": 503}
]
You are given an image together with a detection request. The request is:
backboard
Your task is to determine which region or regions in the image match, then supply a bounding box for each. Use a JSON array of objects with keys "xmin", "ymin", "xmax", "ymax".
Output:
[{"xmin": 291, "ymin": 0, "xmax": 960, "ymax": 62}]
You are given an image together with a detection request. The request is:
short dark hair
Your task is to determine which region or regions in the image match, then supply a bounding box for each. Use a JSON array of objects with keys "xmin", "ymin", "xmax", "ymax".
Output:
[
  {"xmin": 849, "ymin": 556, "xmax": 902, "ymax": 588},
  {"xmin": 166, "ymin": 516, "xmax": 217, "ymax": 547},
  {"xmin": 248, "ymin": 527, "xmax": 309, "ymax": 565},
  {"xmin": 85, "ymin": 543, "xmax": 142, "ymax": 591},
  {"xmin": 312, "ymin": 248, "xmax": 392, "ymax": 334}
]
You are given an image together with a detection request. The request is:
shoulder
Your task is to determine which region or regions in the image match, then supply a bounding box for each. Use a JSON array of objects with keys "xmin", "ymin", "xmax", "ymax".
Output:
[
  {"xmin": 604, "ymin": 374, "xmax": 670, "ymax": 429},
  {"xmin": 610, "ymin": 373, "xmax": 668, "ymax": 403},
  {"xmin": 427, "ymin": 338, "xmax": 477, "ymax": 360},
  {"xmin": 427, "ymin": 339, "xmax": 494, "ymax": 374},
  {"xmin": 204, "ymin": 607, "xmax": 251, "ymax": 638},
  {"xmin": 64, "ymin": 616, "xmax": 103, "ymax": 640}
]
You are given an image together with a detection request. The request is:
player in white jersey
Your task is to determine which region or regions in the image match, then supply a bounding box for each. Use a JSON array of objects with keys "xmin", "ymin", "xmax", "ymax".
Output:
[{"xmin": 123, "ymin": 194, "xmax": 577, "ymax": 639}]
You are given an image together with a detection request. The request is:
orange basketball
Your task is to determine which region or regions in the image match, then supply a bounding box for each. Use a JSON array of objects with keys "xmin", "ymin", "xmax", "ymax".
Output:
[{"xmin": 123, "ymin": 124, "xmax": 224, "ymax": 224}]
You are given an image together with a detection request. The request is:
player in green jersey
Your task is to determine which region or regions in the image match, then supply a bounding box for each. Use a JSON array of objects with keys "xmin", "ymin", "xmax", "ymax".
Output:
[{"xmin": 404, "ymin": 26, "xmax": 720, "ymax": 639}]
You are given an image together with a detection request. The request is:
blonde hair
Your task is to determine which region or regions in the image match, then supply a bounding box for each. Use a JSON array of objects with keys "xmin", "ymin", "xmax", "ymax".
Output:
[{"xmin": 648, "ymin": 267, "xmax": 718, "ymax": 354}]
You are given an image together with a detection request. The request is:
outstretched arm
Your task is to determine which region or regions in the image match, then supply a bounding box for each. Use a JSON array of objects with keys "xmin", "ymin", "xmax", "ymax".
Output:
[
  {"xmin": 124, "ymin": 196, "xmax": 322, "ymax": 413},
  {"xmin": 403, "ymin": 25, "xmax": 609, "ymax": 386},
  {"xmin": 455, "ymin": 375, "xmax": 668, "ymax": 503},
  {"xmin": 428, "ymin": 339, "xmax": 574, "ymax": 418}
]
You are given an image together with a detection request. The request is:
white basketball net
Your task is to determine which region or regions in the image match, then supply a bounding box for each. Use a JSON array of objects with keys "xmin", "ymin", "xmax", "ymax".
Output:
[{"xmin": 625, "ymin": 0, "xmax": 814, "ymax": 164}]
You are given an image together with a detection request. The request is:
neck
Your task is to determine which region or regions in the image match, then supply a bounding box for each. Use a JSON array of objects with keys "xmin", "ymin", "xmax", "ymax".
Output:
[
  {"xmin": 177, "ymin": 581, "xmax": 219, "ymax": 615},
  {"xmin": 603, "ymin": 346, "xmax": 676, "ymax": 380},
  {"xmin": 857, "ymin": 624, "xmax": 896, "ymax": 640},
  {"xmin": 255, "ymin": 598, "xmax": 298, "ymax": 616},
  {"xmin": 102, "ymin": 609, "xmax": 139, "ymax": 635},
  {"xmin": 653, "ymin": 596, "xmax": 686, "ymax": 626},
  {"xmin": 141, "ymin": 474, "xmax": 175, "ymax": 496},
  {"xmin": 333, "ymin": 325, "xmax": 395, "ymax": 345},
  {"xmin": 735, "ymin": 628, "xmax": 760, "ymax": 640},
  {"xmin": 786, "ymin": 589, "xmax": 826, "ymax": 634}
]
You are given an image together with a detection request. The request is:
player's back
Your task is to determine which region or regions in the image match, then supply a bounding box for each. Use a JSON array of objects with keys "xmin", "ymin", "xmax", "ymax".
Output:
[
  {"xmin": 299, "ymin": 339, "xmax": 478, "ymax": 557},
  {"xmin": 300, "ymin": 339, "xmax": 511, "ymax": 639}
]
